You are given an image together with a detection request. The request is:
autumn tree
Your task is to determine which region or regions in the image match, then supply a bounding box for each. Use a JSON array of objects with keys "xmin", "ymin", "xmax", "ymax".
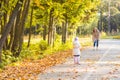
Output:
[
  {"xmin": 0, "ymin": 0, "xmax": 100, "ymax": 63},
  {"xmin": 11, "ymin": 0, "xmax": 30, "ymax": 57},
  {"xmin": 0, "ymin": 0, "xmax": 24, "ymax": 62},
  {"xmin": 100, "ymin": 0, "xmax": 120, "ymax": 33},
  {"xmin": 33, "ymin": 0, "xmax": 100, "ymax": 44}
]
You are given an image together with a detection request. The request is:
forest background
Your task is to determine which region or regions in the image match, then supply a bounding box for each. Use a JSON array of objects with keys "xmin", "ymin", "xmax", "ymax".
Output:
[{"xmin": 0, "ymin": 0, "xmax": 120, "ymax": 69}]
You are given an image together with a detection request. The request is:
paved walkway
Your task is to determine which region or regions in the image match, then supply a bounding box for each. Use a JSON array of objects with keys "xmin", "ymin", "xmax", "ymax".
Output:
[{"xmin": 37, "ymin": 39, "xmax": 120, "ymax": 80}]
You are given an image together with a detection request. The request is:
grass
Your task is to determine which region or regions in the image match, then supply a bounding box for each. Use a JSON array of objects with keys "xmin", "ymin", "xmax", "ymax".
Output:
[
  {"xmin": 22, "ymin": 35, "xmax": 93, "ymax": 60},
  {"xmin": 101, "ymin": 35, "xmax": 120, "ymax": 39},
  {"xmin": 80, "ymin": 37, "xmax": 92, "ymax": 47},
  {"xmin": 112, "ymin": 35, "xmax": 120, "ymax": 39},
  {"xmin": 100, "ymin": 32, "xmax": 120, "ymax": 39},
  {"xmin": 0, "ymin": 35, "xmax": 92, "ymax": 69}
]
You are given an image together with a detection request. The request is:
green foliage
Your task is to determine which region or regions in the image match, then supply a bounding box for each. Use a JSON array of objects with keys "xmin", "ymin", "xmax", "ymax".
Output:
[
  {"xmin": 38, "ymin": 35, "xmax": 92, "ymax": 58},
  {"xmin": 39, "ymin": 40, "xmax": 48, "ymax": 51},
  {"xmin": 38, "ymin": 54, "xmax": 44, "ymax": 59},
  {"xmin": 112, "ymin": 35, "xmax": 120, "ymax": 39},
  {"xmin": 40, "ymin": 35, "xmax": 72, "ymax": 56},
  {"xmin": 1, "ymin": 50, "xmax": 20, "ymax": 68},
  {"xmin": 110, "ymin": 7, "xmax": 120, "ymax": 16},
  {"xmin": 100, "ymin": 32, "xmax": 120, "ymax": 39},
  {"xmin": 43, "ymin": 41, "xmax": 72, "ymax": 56},
  {"xmin": 20, "ymin": 36, "xmax": 72, "ymax": 60},
  {"xmin": 2, "ymin": 50, "xmax": 12, "ymax": 65},
  {"xmin": 20, "ymin": 48, "xmax": 39, "ymax": 60},
  {"xmin": 100, "ymin": 31, "xmax": 107, "ymax": 38},
  {"xmin": 0, "ymin": 63, "xmax": 4, "ymax": 69},
  {"xmin": 25, "ymin": 0, "xmax": 100, "ymax": 35},
  {"xmin": 79, "ymin": 37, "xmax": 92, "ymax": 47},
  {"xmin": 0, "ymin": 35, "xmax": 93, "ymax": 69},
  {"xmin": 0, "ymin": 0, "xmax": 100, "ymax": 68},
  {"xmin": 100, "ymin": 0, "xmax": 120, "ymax": 32},
  {"xmin": 19, "ymin": 42, "xmax": 41, "ymax": 60}
]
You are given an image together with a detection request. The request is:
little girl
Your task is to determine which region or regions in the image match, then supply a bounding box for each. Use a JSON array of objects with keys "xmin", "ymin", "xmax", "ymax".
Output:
[{"xmin": 73, "ymin": 37, "xmax": 81, "ymax": 64}]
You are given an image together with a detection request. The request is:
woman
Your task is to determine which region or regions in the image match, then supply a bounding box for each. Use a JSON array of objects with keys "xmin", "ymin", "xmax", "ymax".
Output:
[{"xmin": 92, "ymin": 28, "xmax": 100, "ymax": 50}]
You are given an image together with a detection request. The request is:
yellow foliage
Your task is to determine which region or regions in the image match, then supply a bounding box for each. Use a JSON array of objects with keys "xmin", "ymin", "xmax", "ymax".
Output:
[
  {"xmin": 0, "ymin": 69, "xmax": 2, "ymax": 73},
  {"xmin": 34, "ymin": 0, "xmax": 44, "ymax": 10},
  {"xmin": 67, "ymin": 0, "xmax": 82, "ymax": 4},
  {"xmin": 113, "ymin": 35, "xmax": 120, "ymax": 39},
  {"xmin": 101, "ymin": 31, "xmax": 107, "ymax": 38}
]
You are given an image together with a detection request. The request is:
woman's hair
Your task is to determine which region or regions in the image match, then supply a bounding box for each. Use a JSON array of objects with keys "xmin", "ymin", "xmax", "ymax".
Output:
[
  {"xmin": 93, "ymin": 29, "xmax": 95, "ymax": 33},
  {"xmin": 93, "ymin": 27, "xmax": 99, "ymax": 33}
]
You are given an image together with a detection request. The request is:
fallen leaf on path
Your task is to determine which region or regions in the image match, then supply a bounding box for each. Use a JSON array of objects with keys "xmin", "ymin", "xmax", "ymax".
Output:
[
  {"xmin": 0, "ymin": 50, "xmax": 72, "ymax": 79},
  {"xmin": 101, "ymin": 77, "xmax": 109, "ymax": 80},
  {"xmin": 58, "ymin": 78, "xmax": 62, "ymax": 80},
  {"xmin": 73, "ymin": 76, "xmax": 76, "ymax": 79},
  {"xmin": 108, "ymin": 71, "xmax": 113, "ymax": 74}
]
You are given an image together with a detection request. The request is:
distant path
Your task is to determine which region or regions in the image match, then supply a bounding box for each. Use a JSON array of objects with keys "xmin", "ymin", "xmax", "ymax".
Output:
[{"xmin": 37, "ymin": 39, "xmax": 120, "ymax": 80}]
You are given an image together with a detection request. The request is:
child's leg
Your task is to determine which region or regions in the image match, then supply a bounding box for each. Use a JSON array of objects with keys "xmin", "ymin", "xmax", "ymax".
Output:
[
  {"xmin": 74, "ymin": 56, "xmax": 76, "ymax": 64},
  {"xmin": 74, "ymin": 56, "xmax": 78, "ymax": 64},
  {"xmin": 77, "ymin": 56, "xmax": 80, "ymax": 64}
]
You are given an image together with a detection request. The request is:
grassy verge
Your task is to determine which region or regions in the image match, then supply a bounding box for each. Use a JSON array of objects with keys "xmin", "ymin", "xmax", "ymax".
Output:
[
  {"xmin": 20, "ymin": 36, "xmax": 92, "ymax": 60},
  {"xmin": 0, "ymin": 36, "xmax": 92, "ymax": 79},
  {"xmin": 100, "ymin": 32, "xmax": 120, "ymax": 39},
  {"xmin": 0, "ymin": 35, "xmax": 92, "ymax": 69}
]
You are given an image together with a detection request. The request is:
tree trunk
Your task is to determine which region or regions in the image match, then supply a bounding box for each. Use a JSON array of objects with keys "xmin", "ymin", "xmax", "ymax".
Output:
[
  {"xmin": 18, "ymin": 0, "xmax": 30, "ymax": 56},
  {"xmin": 27, "ymin": 4, "xmax": 33, "ymax": 48},
  {"xmin": 52, "ymin": 27, "xmax": 56, "ymax": 47},
  {"xmin": 0, "ymin": 0, "xmax": 23, "ymax": 62},
  {"xmin": 0, "ymin": 0, "xmax": 2, "ymax": 33},
  {"xmin": 3, "ymin": 0, "xmax": 8, "ymax": 50},
  {"xmin": 62, "ymin": 22, "xmax": 65, "ymax": 43},
  {"xmin": 0, "ymin": 20, "xmax": 3, "ymax": 35},
  {"xmin": 48, "ymin": 9, "xmax": 54, "ymax": 45},
  {"xmin": 8, "ymin": 23, "xmax": 15, "ymax": 50},
  {"xmin": 43, "ymin": 25, "xmax": 47, "ymax": 40},
  {"xmin": 64, "ymin": 19, "xmax": 68, "ymax": 43},
  {"xmin": 12, "ymin": 0, "xmax": 30, "ymax": 57},
  {"xmin": 98, "ymin": 10, "xmax": 102, "ymax": 32},
  {"xmin": 12, "ymin": 8, "xmax": 21, "ymax": 56},
  {"xmin": 62, "ymin": 15, "xmax": 68, "ymax": 44}
]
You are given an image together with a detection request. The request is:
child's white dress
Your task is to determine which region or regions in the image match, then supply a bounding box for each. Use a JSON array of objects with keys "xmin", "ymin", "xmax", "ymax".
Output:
[
  {"xmin": 73, "ymin": 38, "xmax": 81, "ymax": 64},
  {"xmin": 73, "ymin": 40, "xmax": 81, "ymax": 56}
]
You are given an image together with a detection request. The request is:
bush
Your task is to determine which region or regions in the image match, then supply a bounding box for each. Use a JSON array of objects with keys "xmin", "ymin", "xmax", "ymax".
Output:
[
  {"xmin": 20, "ymin": 48, "xmax": 38, "ymax": 60},
  {"xmin": 1, "ymin": 50, "xmax": 19, "ymax": 67},
  {"xmin": 113, "ymin": 35, "xmax": 120, "ymax": 39},
  {"xmin": 2, "ymin": 50, "xmax": 13, "ymax": 64},
  {"xmin": 100, "ymin": 31, "xmax": 107, "ymax": 38},
  {"xmin": 0, "ymin": 63, "xmax": 4, "ymax": 69},
  {"xmin": 39, "ymin": 40, "xmax": 48, "ymax": 50}
]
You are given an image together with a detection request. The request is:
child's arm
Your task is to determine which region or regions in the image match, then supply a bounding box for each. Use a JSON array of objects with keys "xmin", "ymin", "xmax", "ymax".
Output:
[
  {"xmin": 79, "ymin": 43, "xmax": 82, "ymax": 51},
  {"xmin": 80, "ymin": 47, "xmax": 82, "ymax": 51}
]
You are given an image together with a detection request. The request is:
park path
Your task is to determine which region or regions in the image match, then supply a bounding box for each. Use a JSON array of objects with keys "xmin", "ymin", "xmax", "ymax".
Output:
[{"xmin": 37, "ymin": 39, "xmax": 120, "ymax": 80}]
